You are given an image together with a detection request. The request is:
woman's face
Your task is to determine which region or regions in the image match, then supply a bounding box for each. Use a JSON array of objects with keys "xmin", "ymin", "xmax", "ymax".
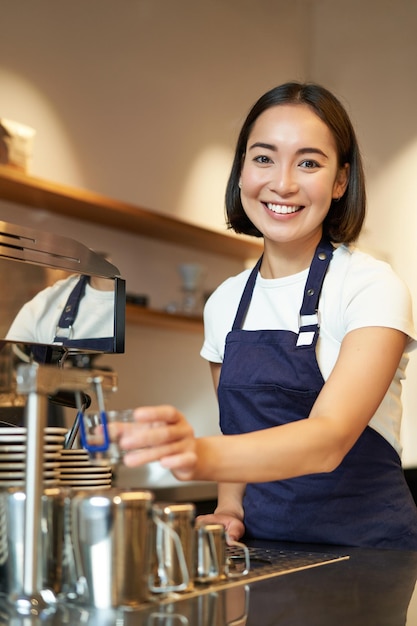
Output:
[{"xmin": 240, "ymin": 104, "xmax": 348, "ymax": 249}]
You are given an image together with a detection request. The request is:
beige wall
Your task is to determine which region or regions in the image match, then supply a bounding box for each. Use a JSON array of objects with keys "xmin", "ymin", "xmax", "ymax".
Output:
[
  {"xmin": 0, "ymin": 0, "xmax": 312, "ymax": 487},
  {"xmin": 0, "ymin": 0, "xmax": 416, "ymax": 480},
  {"xmin": 0, "ymin": 0, "xmax": 311, "ymax": 229},
  {"xmin": 309, "ymin": 0, "xmax": 417, "ymax": 465}
]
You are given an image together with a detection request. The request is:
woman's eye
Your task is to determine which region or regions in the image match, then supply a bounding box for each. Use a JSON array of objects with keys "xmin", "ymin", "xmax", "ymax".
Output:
[
  {"xmin": 254, "ymin": 155, "xmax": 272, "ymax": 164},
  {"xmin": 300, "ymin": 159, "xmax": 320, "ymax": 169}
]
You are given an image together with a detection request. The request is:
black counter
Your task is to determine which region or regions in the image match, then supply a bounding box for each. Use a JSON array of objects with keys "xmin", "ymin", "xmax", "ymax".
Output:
[
  {"xmin": 1, "ymin": 541, "xmax": 417, "ymax": 625},
  {"xmin": 242, "ymin": 540, "xmax": 417, "ymax": 626},
  {"xmin": 131, "ymin": 541, "xmax": 417, "ymax": 626}
]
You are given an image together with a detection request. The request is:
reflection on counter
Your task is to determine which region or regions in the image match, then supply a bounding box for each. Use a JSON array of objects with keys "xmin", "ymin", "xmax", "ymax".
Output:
[
  {"xmin": 1, "ymin": 542, "xmax": 417, "ymax": 625},
  {"xmin": 0, "ymin": 586, "xmax": 250, "ymax": 626}
]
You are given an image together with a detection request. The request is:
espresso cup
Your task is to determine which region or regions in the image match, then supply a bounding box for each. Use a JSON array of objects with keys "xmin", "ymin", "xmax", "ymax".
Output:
[
  {"xmin": 194, "ymin": 523, "xmax": 250, "ymax": 584},
  {"xmin": 79, "ymin": 408, "xmax": 134, "ymax": 466}
]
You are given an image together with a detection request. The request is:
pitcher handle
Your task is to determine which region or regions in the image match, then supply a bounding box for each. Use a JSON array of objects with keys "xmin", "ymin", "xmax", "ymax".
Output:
[
  {"xmin": 225, "ymin": 536, "xmax": 250, "ymax": 578},
  {"xmin": 148, "ymin": 513, "xmax": 190, "ymax": 594}
]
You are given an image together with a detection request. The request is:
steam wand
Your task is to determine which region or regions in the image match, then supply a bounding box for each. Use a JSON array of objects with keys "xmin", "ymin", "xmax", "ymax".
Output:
[{"xmin": 48, "ymin": 390, "xmax": 92, "ymax": 449}]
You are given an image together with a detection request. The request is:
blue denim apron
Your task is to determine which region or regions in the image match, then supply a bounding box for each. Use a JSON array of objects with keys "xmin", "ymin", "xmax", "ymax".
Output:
[{"xmin": 218, "ymin": 238, "xmax": 417, "ymax": 550}]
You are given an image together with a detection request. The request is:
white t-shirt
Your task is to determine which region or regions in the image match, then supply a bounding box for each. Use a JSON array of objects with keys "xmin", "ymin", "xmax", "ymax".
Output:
[
  {"xmin": 6, "ymin": 274, "xmax": 115, "ymax": 345},
  {"xmin": 201, "ymin": 245, "xmax": 416, "ymax": 455}
]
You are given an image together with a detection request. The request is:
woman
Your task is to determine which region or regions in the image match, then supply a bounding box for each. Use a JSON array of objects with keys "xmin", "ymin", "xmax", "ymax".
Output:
[{"xmin": 117, "ymin": 82, "xmax": 417, "ymax": 550}]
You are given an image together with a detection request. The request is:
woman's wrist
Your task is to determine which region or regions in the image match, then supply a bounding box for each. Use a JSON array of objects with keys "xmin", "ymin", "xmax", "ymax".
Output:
[{"xmin": 214, "ymin": 507, "xmax": 244, "ymax": 522}]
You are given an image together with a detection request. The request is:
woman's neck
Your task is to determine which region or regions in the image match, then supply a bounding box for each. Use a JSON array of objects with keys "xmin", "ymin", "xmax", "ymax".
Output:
[{"xmin": 260, "ymin": 233, "xmax": 323, "ymax": 279}]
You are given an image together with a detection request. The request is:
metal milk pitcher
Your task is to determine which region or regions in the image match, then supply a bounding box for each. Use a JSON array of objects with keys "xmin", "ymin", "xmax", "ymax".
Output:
[
  {"xmin": 69, "ymin": 489, "xmax": 155, "ymax": 609},
  {"xmin": 149, "ymin": 502, "xmax": 195, "ymax": 594},
  {"xmin": 0, "ymin": 487, "xmax": 65, "ymax": 599},
  {"xmin": 194, "ymin": 523, "xmax": 250, "ymax": 584}
]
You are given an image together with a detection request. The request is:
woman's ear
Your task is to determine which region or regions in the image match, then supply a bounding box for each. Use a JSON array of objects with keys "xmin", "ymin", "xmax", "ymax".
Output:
[{"xmin": 333, "ymin": 163, "xmax": 349, "ymax": 199}]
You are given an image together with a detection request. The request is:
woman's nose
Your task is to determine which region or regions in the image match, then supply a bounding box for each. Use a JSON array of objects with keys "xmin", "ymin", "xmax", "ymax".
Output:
[{"xmin": 269, "ymin": 166, "xmax": 298, "ymax": 195}]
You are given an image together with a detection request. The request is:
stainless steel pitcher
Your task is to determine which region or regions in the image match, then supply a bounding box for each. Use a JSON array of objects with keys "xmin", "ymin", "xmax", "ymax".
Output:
[
  {"xmin": 0, "ymin": 487, "xmax": 65, "ymax": 599},
  {"xmin": 194, "ymin": 523, "xmax": 250, "ymax": 584},
  {"xmin": 149, "ymin": 502, "xmax": 195, "ymax": 594},
  {"xmin": 69, "ymin": 489, "xmax": 155, "ymax": 609}
]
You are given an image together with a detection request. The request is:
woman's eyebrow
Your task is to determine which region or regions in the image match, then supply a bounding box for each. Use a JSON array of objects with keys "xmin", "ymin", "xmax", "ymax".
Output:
[
  {"xmin": 297, "ymin": 147, "xmax": 329, "ymax": 159},
  {"xmin": 248, "ymin": 141, "xmax": 277, "ymax": 151},
  {"xmin": 248, "ymin": 141, "xmax": 329, "ymax": 159}
]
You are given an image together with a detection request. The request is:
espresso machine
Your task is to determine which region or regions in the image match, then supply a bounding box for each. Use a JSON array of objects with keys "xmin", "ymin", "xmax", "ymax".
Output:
[
  {"xmin": 0, "ymin": 220, "xmax": 125, "ymax": 614},
  {"xmin": 0, "ymin": 222, "xmax": 355, "ymax": 626}
]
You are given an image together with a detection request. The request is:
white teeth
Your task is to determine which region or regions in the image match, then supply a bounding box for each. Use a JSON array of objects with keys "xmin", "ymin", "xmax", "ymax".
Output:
[{"xmin": 267, "ymin": 203, "xmax": 300, "ymax": 214}]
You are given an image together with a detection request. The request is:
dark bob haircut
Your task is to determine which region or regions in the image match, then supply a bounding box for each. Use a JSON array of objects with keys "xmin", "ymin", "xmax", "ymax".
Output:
[{"xmin": 225, "ymin": 82, "xmax": 366, "ymax": 244}]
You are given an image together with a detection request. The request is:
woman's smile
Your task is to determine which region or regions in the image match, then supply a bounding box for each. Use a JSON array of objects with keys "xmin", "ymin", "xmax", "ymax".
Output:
[{"xmin": 265, "ymin": 202, "xmax": 304, "ymax": 215}]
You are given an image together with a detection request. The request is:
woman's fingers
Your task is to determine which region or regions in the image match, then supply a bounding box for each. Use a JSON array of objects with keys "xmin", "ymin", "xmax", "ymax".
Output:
[
  {"xmin": 124, "ymin": 446, "xmax": 197, "ymax": 479},
  {"xmin": 118, "ymin": 406, "xmax": 193, "ymax": 451},
  {"xmin": 132, "ymin": 405, "xmax": 184, "ymax": 426},
  {"xmin": 115, "ymin": 405, "xmax": 197, "ymax": 477}
]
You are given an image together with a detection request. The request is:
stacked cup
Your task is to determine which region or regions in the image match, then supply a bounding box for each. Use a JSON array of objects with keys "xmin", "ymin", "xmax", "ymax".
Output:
[
  {"xmin": 58, "ymin": 448, "xmax": 112, "ymax": 490},
  {"xmin": 0, "ymin": 426, "xmax": 67, "ymax": 487}
]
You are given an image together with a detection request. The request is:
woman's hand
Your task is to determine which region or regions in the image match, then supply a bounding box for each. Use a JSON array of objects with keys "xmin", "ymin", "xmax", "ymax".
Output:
[
  {"xmin": 196, "ymin": 512, "xmax": 246, "ymax": 543},
  {"xmin": 117, "ymin": 405, "xmax": 199, "ymax": 481},
  {"xmin": 203, "ymin": 482, "xmax": 246, "ymax": 543}
]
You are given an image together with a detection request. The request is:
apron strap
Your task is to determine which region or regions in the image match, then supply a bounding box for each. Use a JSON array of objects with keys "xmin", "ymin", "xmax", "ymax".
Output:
[
  {"xmin": 54, "ymin": 275, "xmax": 88, "ymax": 341},
  {"xmin": 231, "ymin": 238, "xmax": 334, "ymax": 345},
  {"xmin": 296, "ymin": 238, "xmax": 334, "ymax": 347},
  {"xmin": 232, "ymin": 256, "xmax": 263, "ymax": 330}
]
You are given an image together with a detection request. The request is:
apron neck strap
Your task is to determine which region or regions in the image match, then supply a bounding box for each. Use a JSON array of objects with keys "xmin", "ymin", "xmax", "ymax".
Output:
[
  {"xmin": 232, "ymin": 256, "xmax": 262, "ymax": 330},
  {"xmin": 54, "ymin": 275, "xmax": 88, "ymax": 340},
  {"xmin": 296, "ymin": 238, "xmax": 334, "ymax": 347},
  {"xmin": 232, "ymin": 237, "xmax": 334, "ymax": 333}
]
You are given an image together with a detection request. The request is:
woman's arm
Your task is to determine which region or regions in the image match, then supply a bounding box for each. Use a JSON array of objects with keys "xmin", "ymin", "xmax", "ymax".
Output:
[
  {"xmin": 196, "ymin": 362, "xmax": 246, "ymax": 541},
  {"xmin": 121, "ymin": 326, "xmax": 407, "ymax": 483}
]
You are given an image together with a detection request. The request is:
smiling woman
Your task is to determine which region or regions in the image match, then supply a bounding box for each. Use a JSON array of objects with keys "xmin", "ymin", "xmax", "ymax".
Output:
[{"xmin": 116, "ymin": 82, "xmax": 417, "ymax": 552}]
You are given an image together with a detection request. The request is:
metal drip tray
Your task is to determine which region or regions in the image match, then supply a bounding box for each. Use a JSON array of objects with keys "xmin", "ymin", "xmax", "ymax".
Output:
[
  {"xmin": 0, "ymin": 546, "xmax": 350, "ymax": 625},
  {"xmin": 153, "ymin": 545, "xmax": 350, "ymax": 607},
  {"xmin": 224, "ymin": 545, "xmax": 349, "ymax": 586}
]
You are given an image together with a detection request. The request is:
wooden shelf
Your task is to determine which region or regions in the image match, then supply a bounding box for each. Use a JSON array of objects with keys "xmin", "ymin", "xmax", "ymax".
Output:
[
  {"xmin": 0, "ymin": 165, "xmax": 263, "ymax": 261},
  {"xmin": 125, "ymin": 304, "xmax": 203, "ymax": 332},
  {"xmin": 0, "ymin": 165, "xmax": 260, "ymax": 333}
]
